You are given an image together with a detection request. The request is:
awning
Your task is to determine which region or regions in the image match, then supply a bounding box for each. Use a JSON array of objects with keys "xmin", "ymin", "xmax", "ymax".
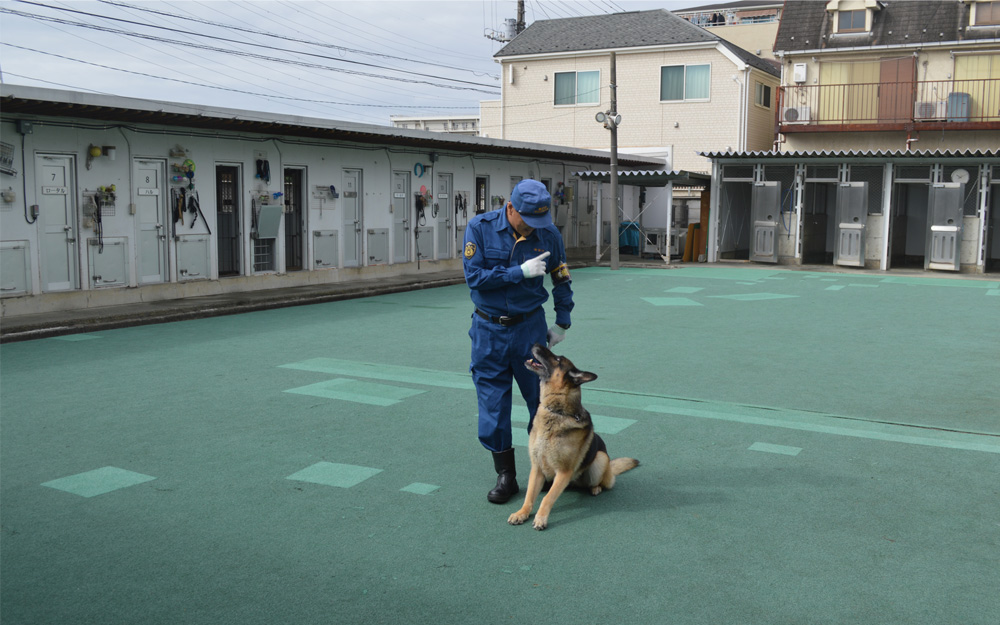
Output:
[
  {"xmin": 573, "ymin": 169, "xmax": 711, "ymax": 187},
  {"xmin": 698, "ymin": 149, "xmax": 1000, "ymax": 161}
]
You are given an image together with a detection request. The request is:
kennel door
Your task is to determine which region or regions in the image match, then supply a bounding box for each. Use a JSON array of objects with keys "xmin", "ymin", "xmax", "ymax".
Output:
[
  {"xmin": 925, "ymin": 183, "xmax": 963, "ymax": 271},
  {"xmin": 833, "ymin": 182, "xmax": 868, "ymax": 267},
  {"xmin": 751, "ymin": 181, "xmax": 780, "ymax": 263}
]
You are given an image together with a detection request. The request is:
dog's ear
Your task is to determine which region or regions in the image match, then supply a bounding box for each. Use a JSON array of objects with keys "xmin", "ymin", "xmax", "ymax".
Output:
[{"xmin": 568, "ymin": 369, "xmax": 597, "ymax": 385}]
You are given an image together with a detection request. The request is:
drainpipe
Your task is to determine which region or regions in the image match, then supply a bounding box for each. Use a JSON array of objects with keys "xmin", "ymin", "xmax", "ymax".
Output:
[
  {"xmin": 742, "ymin": 67, "xmax": 751, "ymax": 151},
  {"xmin": 906, "ymin": 131, "xmax": 919, "ymax": 151},
  {"xmin": 591, "ymin": 175, "xmax": 601, "ymax": 262},
  {"xmin": 976, "ymin": 165, "xmax": 989, "ymax": 270},
  {"xmin": 500, "ymin": 64, "xmax": 506, "ymax": 140},
  {"xmin": 880, "ymin": 163, "xmax": 893, "ymax": 271}
]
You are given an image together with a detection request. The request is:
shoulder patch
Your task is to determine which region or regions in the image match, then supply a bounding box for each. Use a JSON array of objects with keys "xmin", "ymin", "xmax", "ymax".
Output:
[
  {"xmin": 464, "ymin": 242, "xmax": 477, "ymax": 259},
  {"xmin": 550, "ymin": 262, "xmax": 571, "ymax": 285}
]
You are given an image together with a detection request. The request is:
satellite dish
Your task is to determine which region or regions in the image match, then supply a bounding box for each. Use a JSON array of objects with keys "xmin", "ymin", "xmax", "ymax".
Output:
[{"xmin": 950, "ymin": 169, "xmax": 970, "ymax": 184}]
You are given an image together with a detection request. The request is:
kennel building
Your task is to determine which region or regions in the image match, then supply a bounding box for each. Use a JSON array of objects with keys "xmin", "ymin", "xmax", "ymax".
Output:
[
  {"xmin": 701, "ymin": 150, "xmax": 1000, "ymax": 273},
  {"xmin": 0, "ymin": 85, "xmax": 665, "ymax": 318}
]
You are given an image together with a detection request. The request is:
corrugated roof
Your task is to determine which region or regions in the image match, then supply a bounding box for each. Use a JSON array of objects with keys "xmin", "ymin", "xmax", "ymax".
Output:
[
  {"xmin": 574, "ymin": 169, "xmax": 711, "ymax": 187},
  {"xmin": 0, "ymin": 85, "xmax": 666, "ymax": 170},
  {"xmin": 699, "ymin": 149, "xmax": 1000, "ymax": 160},
  {"xmin": 494, "ymin": 9, "xmax": 778, "ymax": 76}
]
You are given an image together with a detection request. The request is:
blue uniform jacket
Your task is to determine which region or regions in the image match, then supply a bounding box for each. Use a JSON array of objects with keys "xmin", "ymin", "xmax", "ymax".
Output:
[{"xmin": 462, "ymin": 208, "xmax": 573, "ymax": 327}]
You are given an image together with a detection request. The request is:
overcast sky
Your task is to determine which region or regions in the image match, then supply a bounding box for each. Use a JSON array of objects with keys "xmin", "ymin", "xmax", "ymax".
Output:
[{"xmin": 0, "ymin": 0, "xmax": 692, "ymax": 126}]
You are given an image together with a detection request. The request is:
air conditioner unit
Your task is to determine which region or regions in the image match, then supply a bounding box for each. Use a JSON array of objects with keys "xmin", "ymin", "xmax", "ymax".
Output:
[
  {"xmin": 914, "ymin": 100, "xmax": 947, "ymax": 120},
  {"xmin": 782, "ymin": 106, "xmax": 811, "ymax": 123}
]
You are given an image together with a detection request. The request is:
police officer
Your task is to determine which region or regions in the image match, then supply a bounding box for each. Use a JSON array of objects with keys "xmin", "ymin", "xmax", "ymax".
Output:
[{"xmin": 462, "ymin": 179, "xmax": 574, "ymax": 503}]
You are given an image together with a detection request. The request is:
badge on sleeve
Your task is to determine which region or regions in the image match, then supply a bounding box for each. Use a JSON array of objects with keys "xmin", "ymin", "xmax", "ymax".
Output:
[
  {"xmin": 551, "ymin": 262, "xmax": 571, "ymax": 285},
  {"xmin": 464, "ymin": 242, "xmax": 477, "ymax": 259}
]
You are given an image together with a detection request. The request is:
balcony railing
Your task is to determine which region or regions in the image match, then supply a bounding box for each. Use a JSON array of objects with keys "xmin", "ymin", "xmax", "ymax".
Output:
[{"xmin": 777, "ymin": 78, "xmax": 1000, "ymax": 131}]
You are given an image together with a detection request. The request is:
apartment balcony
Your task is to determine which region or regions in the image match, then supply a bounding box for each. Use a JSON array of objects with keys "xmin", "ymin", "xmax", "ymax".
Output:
[{"xmin": 777, "ymin": 78, "xmax": 1000, "ymax": 133}]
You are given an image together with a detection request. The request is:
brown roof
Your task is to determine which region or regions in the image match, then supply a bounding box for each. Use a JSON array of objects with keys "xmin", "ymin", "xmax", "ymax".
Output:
[{"xmin": 773, "ymin": 0, "xmax": 999, "ymax": 52}]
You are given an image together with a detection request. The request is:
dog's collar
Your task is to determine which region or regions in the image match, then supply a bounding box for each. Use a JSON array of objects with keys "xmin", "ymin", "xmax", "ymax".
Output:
[{"xmin": 543, "ymin": 403, "xmax": 583, "ymax": 422}]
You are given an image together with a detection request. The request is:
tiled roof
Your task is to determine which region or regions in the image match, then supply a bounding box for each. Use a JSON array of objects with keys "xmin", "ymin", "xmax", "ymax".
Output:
[
  {"xmin": 495, "ymin": 9, "xmax": 778, "ymax": 76},
  {"xmin": 495, "ymin": 10, "xmax": 713, "ymax": 56},
  {"xmin": 773, "ymin": 0, "xmax": 999, "ymax": 52}
]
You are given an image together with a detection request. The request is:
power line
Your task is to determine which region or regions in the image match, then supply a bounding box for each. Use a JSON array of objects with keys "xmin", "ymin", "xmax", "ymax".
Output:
[
  {"xmin": 9, "ymin": 2, "xmax": 499, "ymax": 89},
  {"xmin": 0, "ymin": 7, "xmax": 500, "ymax": 94},
  {"xmin": 1, "ymin": 43, "xmax": 483, "ymax": 112},
  {"xmin": 85, "ymin": 0, "xmax": 498, "ymax": 78}
]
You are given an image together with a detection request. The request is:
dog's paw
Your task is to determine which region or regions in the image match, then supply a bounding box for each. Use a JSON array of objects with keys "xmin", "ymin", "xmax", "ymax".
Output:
[
  {"xmin": 590, "ymin": 485, "xmax": 603, "ymax": 496},
  {"xmin": 532, "ymin": 515, "xmax": 548, "ymax": 530},
  {"xmin": 508, "ymin": 511, "xmax": 529, "ymax": 525}
]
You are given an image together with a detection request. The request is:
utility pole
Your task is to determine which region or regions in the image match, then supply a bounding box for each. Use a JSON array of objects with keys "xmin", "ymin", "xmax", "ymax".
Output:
[
  {"xmin": 485, "ymin": 0, "xmax": 526, "ymax": 42},
  {"xmin": 609, "ymin": 51, "xmax": 619, "ymax": 271}
]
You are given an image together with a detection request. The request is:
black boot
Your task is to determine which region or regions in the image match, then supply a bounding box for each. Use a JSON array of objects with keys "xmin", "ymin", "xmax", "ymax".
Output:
[{"xmin": 487, "ymin": 449, "xmax": 519, "ymax": 504}]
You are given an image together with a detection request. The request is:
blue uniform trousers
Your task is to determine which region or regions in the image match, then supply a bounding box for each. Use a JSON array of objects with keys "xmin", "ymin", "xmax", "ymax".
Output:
[{"xmin": 469, "ymin": 308, "xmax": 548, "ymax": 453}]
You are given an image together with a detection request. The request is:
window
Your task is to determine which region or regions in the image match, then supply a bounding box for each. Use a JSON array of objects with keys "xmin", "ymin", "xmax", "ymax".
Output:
[
  {"xmin": 838, "ymin": 9, "xmax": 866, "ymax": 32},
  {"xmin": 554, "ymin": 71, "xmax": 600, "ymax": 105},
  {"xmin": 660, "ymin": 64, "xmax": 711, "ymax": 101},
  {"xmin": 975, "ymin": 1, "xmax": 1000, "ymax": 25},
  {"xmin": 755, "ymin": 82, "xmax": 772, "ymax": 108}
]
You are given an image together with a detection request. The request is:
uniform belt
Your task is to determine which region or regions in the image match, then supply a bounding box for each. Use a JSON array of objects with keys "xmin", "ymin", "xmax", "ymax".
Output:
[{"xmin": 475, "ymin": 308, "xmax": 538, "ymax": 327}]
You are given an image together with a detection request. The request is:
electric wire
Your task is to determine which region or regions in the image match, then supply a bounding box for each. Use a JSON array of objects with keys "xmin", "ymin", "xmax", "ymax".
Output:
[
  {"xmin": 94, "ymin": 0, "xmax": 496, "ymax": 77},
  {"xmin": 1, "ymin": 44, "xmax": 482, "ymax": 113},
  {"xmin": 6, "ymin": 4, "xmax": 419, "ymax": 122},
  {"xmin": 98, "ymin": 0, "xmax": 466, "ymax": 119},
  {"xmin": 0, "ymin": 9, "xmax": 499, "ymax": 95},
  {"xmin": 296, "ymin": 1, "xmax": 495, "ymax": 64},
  {"xmin": 4, "ymin": 4, "xmax": 499, "ymax": 91},
  {"xmin": 40, "ymin": 0, "xmax": 341, "ymax": 117}
]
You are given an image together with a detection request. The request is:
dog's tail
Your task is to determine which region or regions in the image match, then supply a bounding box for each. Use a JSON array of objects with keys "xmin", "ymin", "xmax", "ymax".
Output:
[{"xmin": 610, "ymin": 457, "xmax": 639, "ymax": 476}]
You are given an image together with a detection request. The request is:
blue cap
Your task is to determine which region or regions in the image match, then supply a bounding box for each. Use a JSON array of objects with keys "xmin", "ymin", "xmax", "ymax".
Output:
[{"xmin": 510, "ymin": 180, "xmax": 552, "ymax": 228}]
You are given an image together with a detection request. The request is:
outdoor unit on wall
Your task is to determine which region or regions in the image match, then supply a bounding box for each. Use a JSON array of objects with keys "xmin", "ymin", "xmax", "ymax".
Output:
[
  {"xmin": 782, "ymin": 106, "xmax": 811, "ymax": 123},
  {"xmin": 792, "ymin": 63, "xmax": 807, "ymax": 83},
  {"xmin": 914, "ymin": 100, "xmax": 947, "ymax": 120},
  {"xmin": 947, "ymin": 92, "xmax": 970, "ymax": 122}
]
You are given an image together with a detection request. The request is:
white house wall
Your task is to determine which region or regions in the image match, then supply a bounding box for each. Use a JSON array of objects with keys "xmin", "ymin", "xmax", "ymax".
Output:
[{"xmin": 495, "ymin": 46, "xmax": 771, "ymax": 173}]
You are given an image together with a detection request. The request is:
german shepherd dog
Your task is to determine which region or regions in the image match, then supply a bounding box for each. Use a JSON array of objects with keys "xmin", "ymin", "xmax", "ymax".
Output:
[{"xmin": 507, "ymin": 344, "xmax": 639, "ymax": 530}]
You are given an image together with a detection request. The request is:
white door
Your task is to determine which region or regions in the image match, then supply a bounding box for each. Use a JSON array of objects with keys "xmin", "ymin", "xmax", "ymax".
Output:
[
  {"xmin": 926, "ymin": 183, "xmax": 964, "ymax": 271},
  {"xmin": 392, "ymin": 171, "xmax": 410, "ymax": 263},
  {"xmin": 436, "ymin": 173, "xmax": 453, "ymax": 258},
  {"xmin": 834, "ymin": 182, "xmax": 868, "ymax": 267},
  {"xmin": 342, "ymin": 169, "xmax": 363, "ymax": 267},
  {"xmin": 36, "ymin": 155, "xmax": 79, "ymax": 291},
  {"xmin": 751, "ymin": 181, "xmax": 780, "ymax": 263},
  {"xmin": 134, "ymin": 159, "xmax": 168, "ymax": 283}
]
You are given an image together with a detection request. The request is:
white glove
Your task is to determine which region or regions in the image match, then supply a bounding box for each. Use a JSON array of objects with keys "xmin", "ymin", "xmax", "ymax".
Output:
[
  {"xmin": 520, "ymin": 251, "xmax": 550, "ymax": 279},
  {"xmin": 547, "ymin": 325, "xmax": 566, "ymax": 347}
]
